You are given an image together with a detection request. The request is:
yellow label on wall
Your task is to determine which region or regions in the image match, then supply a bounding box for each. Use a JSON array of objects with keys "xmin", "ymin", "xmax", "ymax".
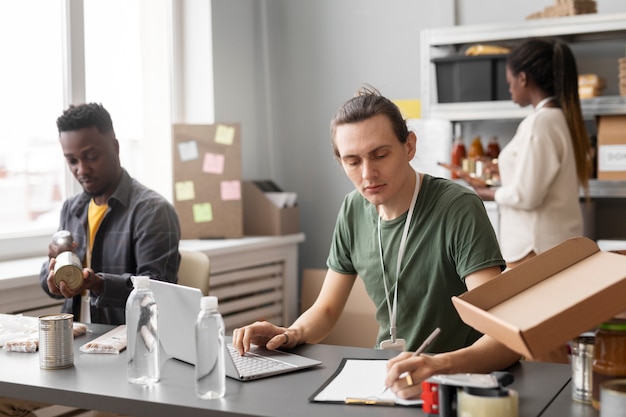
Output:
[{"xmin": 392, "ymin": 99, "xmax": 421, "ymax": 119}]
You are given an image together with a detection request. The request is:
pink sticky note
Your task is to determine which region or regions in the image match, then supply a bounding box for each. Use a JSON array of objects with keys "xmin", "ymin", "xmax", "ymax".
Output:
[
  {"xmin": 202, "ymin": 152, "xmax": 225, "ymax": 174},
  {"xmin": 221, "ymin": 180, "xmax": 241, "ymax": 201}
]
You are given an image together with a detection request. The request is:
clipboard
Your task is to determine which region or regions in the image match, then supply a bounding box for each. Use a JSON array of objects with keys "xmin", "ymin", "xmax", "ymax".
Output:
[{"xmin": 308, "ymin": 358, "xmax": 422, "ymax": 407}]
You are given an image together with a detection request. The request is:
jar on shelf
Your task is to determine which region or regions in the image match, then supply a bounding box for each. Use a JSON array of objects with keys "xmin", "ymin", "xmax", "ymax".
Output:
[
  {"xmin": 486, "ymin": 136, "xmax": 501, "ymax": 159},
  {"xmin": 451, "ymin": 136, "xmax": 466, "ymax": 179},
  {"xmin": 468, "ymin": 136, "xmax": 484, "ymax": 159},
  {"xmin": 592, "ymin": 318, "xmax": 626, "ymax": 410}
]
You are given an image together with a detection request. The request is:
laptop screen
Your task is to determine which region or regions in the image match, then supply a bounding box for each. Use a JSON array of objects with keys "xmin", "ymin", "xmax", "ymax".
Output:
[{"xmin": 150, "ymin": 279, "xmax": 203, "ymax": 365}]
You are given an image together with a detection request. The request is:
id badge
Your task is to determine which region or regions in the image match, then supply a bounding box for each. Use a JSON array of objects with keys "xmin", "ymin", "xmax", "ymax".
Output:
[{"xmin": 380, "ymin": 338, "xmax": 406, "ymax": 351}]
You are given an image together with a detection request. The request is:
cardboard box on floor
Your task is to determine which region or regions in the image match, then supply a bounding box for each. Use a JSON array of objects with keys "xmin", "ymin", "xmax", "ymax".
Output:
[
  {"xmin": 452, "ymin": 237, "xmax": 626, "ymax": 360},
  {"xmin": 242, "ymin": 181, "xmax": 299, "ymax": 236},
  {"xmin": 597, "ymin": 115, "xmax": 626, "ymax": 180}
]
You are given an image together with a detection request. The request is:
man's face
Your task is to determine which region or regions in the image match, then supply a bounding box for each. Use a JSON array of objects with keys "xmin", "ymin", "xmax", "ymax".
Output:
[
  {"xmin": 60, "ymin": 126, "xmax": 121, "ymax": 203},
  {"xmin": 334, "ymin": 114, "xmax": 415, "ymax": 209}
]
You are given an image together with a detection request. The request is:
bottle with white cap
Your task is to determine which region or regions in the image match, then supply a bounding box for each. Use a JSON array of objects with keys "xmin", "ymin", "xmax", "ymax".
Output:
[
  {"xmin": 195, "ymin": 295, "xmax": 226, "ymax": 399},
  {"xmin": 126, "ymin": 275, "xmax": 159, "ymax": 385}
]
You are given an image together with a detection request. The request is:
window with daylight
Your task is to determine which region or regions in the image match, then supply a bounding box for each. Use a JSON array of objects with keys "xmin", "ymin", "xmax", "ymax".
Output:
[{"xmin": 0, "ymin": 0, "xmax": 146, "ymax": 261}]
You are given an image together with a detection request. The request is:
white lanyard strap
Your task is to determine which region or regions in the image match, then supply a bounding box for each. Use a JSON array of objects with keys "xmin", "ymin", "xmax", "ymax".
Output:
[{"xmin": 378, "ymin": 170, "xmax": 420, "ymax": 343}]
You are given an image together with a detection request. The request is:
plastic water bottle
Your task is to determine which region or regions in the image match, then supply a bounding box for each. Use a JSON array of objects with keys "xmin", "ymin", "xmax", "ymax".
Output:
[
  {"xmin": 195, "ymin": 296, "xmax": 226, "ymax": 399},
  {"xmin": 126, "ymin": 276, "xmax": 159, "ymax": 385}
]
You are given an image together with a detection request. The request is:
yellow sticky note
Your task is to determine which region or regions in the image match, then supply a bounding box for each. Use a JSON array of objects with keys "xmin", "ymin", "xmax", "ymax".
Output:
[
  {"xmin": 392, "ymin": 99, "xmax": 421, "ymax": 119},
  {"xmin": 215, "ymin": 125, "xmax": 235, "ymax": 145},
  {"xmin": 192, "ymin": 203, "xmax": 213, "ymax": 223},
  {"xmin": 175, "ymin": 181, "xmax": 195, "ymax": 201}
]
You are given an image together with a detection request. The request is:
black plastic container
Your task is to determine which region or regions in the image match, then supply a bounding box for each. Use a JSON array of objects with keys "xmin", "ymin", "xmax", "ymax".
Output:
[{"xmin": 433, "ymin": 54, "xmax": 509, "ymax": 103}]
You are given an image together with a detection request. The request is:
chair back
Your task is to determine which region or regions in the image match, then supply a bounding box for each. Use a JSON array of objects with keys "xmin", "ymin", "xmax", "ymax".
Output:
[{"xmin": 178, "ymin": 250, "xmax": 210, "ymax": 295}]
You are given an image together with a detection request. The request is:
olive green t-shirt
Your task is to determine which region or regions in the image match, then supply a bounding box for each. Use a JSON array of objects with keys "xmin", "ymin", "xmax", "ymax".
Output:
[{"xmin": 327, "ymin": 174, "xmax": 504, "ymax": 352}]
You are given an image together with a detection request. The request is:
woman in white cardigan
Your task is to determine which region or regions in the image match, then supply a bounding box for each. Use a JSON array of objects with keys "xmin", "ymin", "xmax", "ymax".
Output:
[{"xmin": 470, "ymin": 38, "xmax": 591, "ymax": 269}]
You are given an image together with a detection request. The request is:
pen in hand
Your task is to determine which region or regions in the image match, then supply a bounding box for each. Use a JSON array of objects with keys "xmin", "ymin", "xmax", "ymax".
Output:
[{"xmin": 380, "ymin": 327, "xmax": 441, "ymax": 395}]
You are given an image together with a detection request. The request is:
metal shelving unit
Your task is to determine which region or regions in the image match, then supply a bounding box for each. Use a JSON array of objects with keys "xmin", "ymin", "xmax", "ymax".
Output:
[
  {"xmin": 420, "ymin": 13, "xmax": 626, "ymax": 121},
  {"xmin": 420, "ymin": 13, "xmax": 626, "ymax": 240}
]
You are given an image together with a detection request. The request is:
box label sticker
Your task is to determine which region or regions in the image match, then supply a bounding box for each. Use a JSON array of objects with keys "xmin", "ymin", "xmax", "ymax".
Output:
[{"xmin": 599, "ymin": 145, "xmax": 626, "ymax": 172}]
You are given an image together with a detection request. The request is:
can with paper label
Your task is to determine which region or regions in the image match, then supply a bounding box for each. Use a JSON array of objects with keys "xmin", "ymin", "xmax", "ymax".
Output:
[
  {"xmin": 53, "ymin": 251, "xmax": 83, "ymax": 291},
  {"xmin": 51, "ymin": 231, "xmax": 83, "ymax": 291}
]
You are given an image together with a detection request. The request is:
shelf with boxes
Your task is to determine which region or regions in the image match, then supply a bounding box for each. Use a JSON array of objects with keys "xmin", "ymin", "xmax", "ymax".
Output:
[
  {"xmin": 420, "ymin": 12, "xmax": 626, "ymax": 241},
  {"xmin": 420, "ymin": 12, "xmax": 626, "ymax": 122}
]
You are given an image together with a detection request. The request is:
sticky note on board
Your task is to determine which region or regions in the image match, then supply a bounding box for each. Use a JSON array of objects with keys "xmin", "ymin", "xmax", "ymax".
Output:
[
  {"xmin": 174, "ymin": 181, "xmax": 195, "ymax": 201},
  {"xmin": 202, "ymin": 152, "xmax": 225, "ymax": 174},
  {"xmin": 192, "ymin": 203, "xmax": 213, "ymax": 223},
  {"xmin": 178, "ymin": 140, "xmax": 200, "ymax": 162},
  {"xmin": 221, "ymin": 180, "xmax": 241, "ymax": 201},
  {"xmin": 214, "ymin": 125, "xmax": 235, "ymax": 145}
]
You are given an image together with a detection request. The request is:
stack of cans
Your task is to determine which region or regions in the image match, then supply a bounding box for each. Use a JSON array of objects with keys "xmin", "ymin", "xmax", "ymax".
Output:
[{"xmin": 39, "ymin": 314, "xmax": 74, "ymax": 369}]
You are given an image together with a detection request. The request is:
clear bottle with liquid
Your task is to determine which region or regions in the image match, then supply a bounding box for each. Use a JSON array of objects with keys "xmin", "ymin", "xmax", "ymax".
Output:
[
  {"xmin": 195, "ymin": 296, "xmax": 226, "ymax": 399},
  {"xmin": 126, "ymin": 275, "xmax": 160, "ymax": 385}
]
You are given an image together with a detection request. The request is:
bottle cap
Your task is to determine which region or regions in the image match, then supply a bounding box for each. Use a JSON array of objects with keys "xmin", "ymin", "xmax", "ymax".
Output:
[
  {"xmin": 201, "ymin": 296, "xmax": 218, "ymax": 310},
  {"xmin": 132, "ymin": 276, "xmax": 150, "ymax": 288}
]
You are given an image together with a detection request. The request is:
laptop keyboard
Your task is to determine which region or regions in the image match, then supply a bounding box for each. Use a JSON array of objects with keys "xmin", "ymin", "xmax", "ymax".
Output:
[{"xmin": 227, "ymin": 345, "xmax": 296, "ymax": 375}]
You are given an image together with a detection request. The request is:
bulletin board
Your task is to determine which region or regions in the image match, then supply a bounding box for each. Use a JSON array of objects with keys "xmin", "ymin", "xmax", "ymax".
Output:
[{"xmin": 172, "ymin": 123, "xmax": 243, "ymax": 239}]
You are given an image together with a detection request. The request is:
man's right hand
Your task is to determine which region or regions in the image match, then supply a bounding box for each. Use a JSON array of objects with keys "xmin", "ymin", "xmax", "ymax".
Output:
[{"xmin": 232, "ymin": 321, "xmax": 297, "ymax": 355}]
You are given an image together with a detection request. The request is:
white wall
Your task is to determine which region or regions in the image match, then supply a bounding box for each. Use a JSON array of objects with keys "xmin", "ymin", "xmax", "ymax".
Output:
[{"xmin": 207, "ymin": 0, "xmax": 626, "ymax": 272}]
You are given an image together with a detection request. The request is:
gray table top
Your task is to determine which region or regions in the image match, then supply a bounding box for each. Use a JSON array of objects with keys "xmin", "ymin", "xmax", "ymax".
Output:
[{"xmin": 1, "ymin": 324, "xmax": 577, "ymax": 417}]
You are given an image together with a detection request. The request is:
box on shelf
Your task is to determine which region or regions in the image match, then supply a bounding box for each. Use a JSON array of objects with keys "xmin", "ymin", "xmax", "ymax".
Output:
[
  {"xmin": 432, "ymin": 54, "xmax": 509, "ymax": 103},
  {"xmin": 597, "ymin": 115, "xmax": 626, "ymax": 180},
  {"xmin": 242, "ymin": 181, "xmax": 299, "ymax": 236},
  {"xmin": 452, "ymin": 237, "xmax": 626, "ymax": 360}
]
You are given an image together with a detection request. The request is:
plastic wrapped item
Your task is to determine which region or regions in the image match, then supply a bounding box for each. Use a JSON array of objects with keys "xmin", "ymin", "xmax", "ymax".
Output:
[
  {"xmin": 3, "ymin": 336, "xmax": 39, "ymax": 353},
  {"xmin": 0, "ymin": 314, "xmax": 39, "ymax": 348},
  {"xmin": 0, "ymin": 314, "xmax": 88, "ymax": 353},
  {"xmin": 80, "ymin": 325, "xmax": 127, "ymax": 354}
]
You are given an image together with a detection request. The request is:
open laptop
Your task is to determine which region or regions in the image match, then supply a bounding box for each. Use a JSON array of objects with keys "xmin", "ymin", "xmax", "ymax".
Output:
[{"xmin": 150, "ymin": 279, "xmax": 321, "ymax": 380}]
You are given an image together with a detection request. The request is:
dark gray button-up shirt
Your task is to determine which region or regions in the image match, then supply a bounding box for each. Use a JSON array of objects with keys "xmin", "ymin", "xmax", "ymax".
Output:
[{"xmin": 40, "ymin": 169, "xmax": 181, "ymax": 325}]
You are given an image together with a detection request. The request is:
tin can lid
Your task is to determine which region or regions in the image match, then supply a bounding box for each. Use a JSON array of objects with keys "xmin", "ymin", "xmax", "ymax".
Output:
[{"xmin": 53, "ymin": 263, "xmax": 83, "ymax": 291}]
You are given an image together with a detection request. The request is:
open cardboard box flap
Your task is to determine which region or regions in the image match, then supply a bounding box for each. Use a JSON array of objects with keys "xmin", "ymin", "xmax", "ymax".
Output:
[{"xmin": 452, "ymin": 237, "xmax": 626, "ymax": 359}]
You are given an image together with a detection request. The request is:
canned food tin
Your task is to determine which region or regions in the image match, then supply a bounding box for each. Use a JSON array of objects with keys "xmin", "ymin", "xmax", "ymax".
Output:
[
  {"xmin": 39, "ymin": 314, "xmax": 74, "ymax": 369},
  {"xmin": 601, "ymin": 379, "xmax": 626, "ymax": 417},
  {"xmin": 52, "ymin": 230, "xmax": 74, "ymax": 250},
  {"xmin": 53, "ymin": 251, "xmax": 83, "ymax": 291},
  {"xmin": 571, "ymin": 334, "xmax": 594, "ymax": 403}
]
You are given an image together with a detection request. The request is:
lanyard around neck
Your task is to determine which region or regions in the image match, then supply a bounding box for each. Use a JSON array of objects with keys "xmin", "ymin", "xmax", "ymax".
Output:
[
  {"xmin": 535, "ymin": 96, "xmax": 555, "ymax": 111},
  {"xmin": 377, "ymin": 170, "xmax": 420, "ymax": 344}
]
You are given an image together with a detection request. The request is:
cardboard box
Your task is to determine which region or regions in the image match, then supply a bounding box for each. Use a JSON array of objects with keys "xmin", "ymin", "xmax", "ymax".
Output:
[
  {"xmin": 452, "ymin": 237, "xmax": 626, "ymax": 359},
  {"xmin": 301, "ymin": 269, "xmax": 378, "ymax": 348},
  {"xmin": 597, "ymin": 115, "xmax": 626, "ymax": 180},
  {"xmin": 242, "ymin": 181, "xmax": 299, "ymax": 236}
]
